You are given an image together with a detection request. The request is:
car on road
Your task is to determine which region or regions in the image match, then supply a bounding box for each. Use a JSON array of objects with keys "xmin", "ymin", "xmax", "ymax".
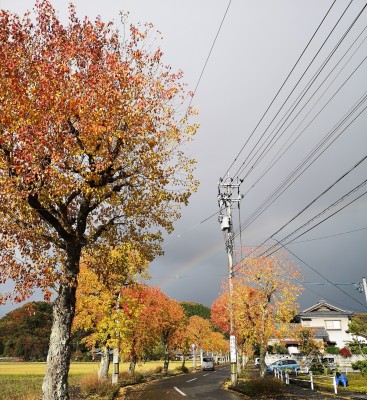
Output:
[
  {"xmin": 201, "ymin": 356, "xmax": 215, "ymax": 371},
  {"xmin": 266, "ymin": 359, "xmax": 300, "ymax": 373},
  {"xmin": 255, "ymin": 358, "xmax": 260, "ymax": 367}
]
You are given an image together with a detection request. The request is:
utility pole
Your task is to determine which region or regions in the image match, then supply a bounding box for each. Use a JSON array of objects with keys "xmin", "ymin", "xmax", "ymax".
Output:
[
  {"xmin": 362, "ymin": 277, "xmax": 367, "ymax": 304},
  {"xmin": 218, "ymin": 175, "xmax": 242, "ymax": 386},
  {"xmin": 112, "ymin": 290, "xmax": 121, "ymax": 385}
]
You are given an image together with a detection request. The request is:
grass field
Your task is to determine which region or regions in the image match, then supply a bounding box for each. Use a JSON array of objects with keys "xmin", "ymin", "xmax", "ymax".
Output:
[
  {"xmin": 311, "ymin": 372, "xmax": 367, "ymax": 394},
  {"xmin": 290, "ymin": 371, "xmax": 367, "ymax": 395},
  {"xmin": 0, "ymin": 360, "xmax": 190, "ymax": 400}
]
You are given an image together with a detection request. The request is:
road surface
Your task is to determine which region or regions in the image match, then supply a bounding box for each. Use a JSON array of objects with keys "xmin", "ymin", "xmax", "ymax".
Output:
[{"xmin": 122, "ymin": 365, "xmax": 240, "ymax": 400}]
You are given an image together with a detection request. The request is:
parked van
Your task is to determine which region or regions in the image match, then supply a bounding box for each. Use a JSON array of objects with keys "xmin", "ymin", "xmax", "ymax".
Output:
[{"xmin": 201, "ymin": 356, "xmax": 215, "ymax": 371}]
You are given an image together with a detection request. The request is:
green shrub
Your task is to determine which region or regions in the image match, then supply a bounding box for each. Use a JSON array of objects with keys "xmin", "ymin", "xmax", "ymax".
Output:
[
  {"xmin": 236, "ymin": 378, "xmax": 283, "ymax": 397},
  {"xmin": 351, "ymin": 360, "xmax": 367, "ymax": 373},
  {"xmin": 310, "ymin": 361, "xmax": 325, "ymax": 374},
  {"xmin": 326, "ymin": 346, "xmax": 340, "ymax": 355}
]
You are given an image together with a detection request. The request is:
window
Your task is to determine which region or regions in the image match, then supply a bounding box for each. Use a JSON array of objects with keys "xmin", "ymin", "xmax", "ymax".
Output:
[{"xmin": 325, "ymin": 320, "xmax": 341, "ymax": 330}]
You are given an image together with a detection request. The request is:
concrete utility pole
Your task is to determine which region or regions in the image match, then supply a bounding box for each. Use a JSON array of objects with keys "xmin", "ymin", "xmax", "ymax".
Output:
[
  {"xmin": 218, "ymin": 176, "xmax": 242, "ymax": 386},
  {"xmin": 112, "ymin": 290, "xmax": 121, "ymax": 385},
  {"xmin": 362, "ymin": 277, "xmax": 367, "ymax": 304}
]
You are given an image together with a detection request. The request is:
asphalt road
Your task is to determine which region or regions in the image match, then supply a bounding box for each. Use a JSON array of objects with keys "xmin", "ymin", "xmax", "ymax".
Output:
[{"xmin": 122, "ymin": 365, "xmax": 241, "ymax": 400}]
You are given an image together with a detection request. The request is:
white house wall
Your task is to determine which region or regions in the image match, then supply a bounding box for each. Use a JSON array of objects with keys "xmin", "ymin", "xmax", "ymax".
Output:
[{"xmin": 302, "ymin": 316, "xmax": 352, "ymax": 348}]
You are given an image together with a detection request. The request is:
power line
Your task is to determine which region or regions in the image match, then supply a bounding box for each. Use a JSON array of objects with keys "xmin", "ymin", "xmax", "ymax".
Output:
[
  {"xmin": 263, "ymin": 188, "xmax": 367, "ymax": 258},
  {"xmin": 235, "ymin": 2, "xmax": 367, "ymax": 182},
  {"xmin": 186, "ymin": 0, "xmax": 232, "ymax": 112},
  {"xmin": 290, "ymin": 226, "xmax": 367, "ymax": 244},
  {"xmin": 234, "ymin": 93, "xmax": 367, "ymax": 237},
  {"xmin": 200, "ymin": 4, "xmax": 366, "ymax": 228},
  {"xmin": 253, "ymin": 154, "xmax": 367, "ymax": 252},
  {"xmin": 237, "ymin": 26, "xmax": 367, "ymax": 184},
  {"xmin": 278, "ymin": 241, "xmax": 367, "ymax": 310},
  {"xmin": 230, "ymin": 0, "xmax": 356, "ymax": 179},
  {"xmin": 222, "ymin": 0, "xmax": 337, "ymax": 177}
]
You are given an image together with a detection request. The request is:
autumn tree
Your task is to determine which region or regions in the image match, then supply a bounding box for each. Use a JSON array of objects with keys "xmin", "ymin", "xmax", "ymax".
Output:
[
  {"xmin": 73, "ymin": 244, "xmax": 148, "ymax": 380},
  {"xmin": 211, "ymin": 284, "xmax": 262, "ymax": 370},
  {"xmin": 217, "ymin": 250, "xmax": 303, "ymax": 377},
  {"xmin": 156, "ymin": 298, "xmax": 185, "ymax": 374},
  {"xmin": 115, "ymin": 285, "xmax": 186, "ymax": 376},
  {"xmin": 171, "ymin": 325, "xmax": 191, "ymax": 368},
  {"xmin": 187, "ymin": 316, "xmax": 212, "ymax": 351},
  {"xmin": 294, "ymin": 327, "xmax": 323, "ymax": 358},
  {"xmin": 0, "ymin": 2, "xmax": 198, "ymax": 399}
]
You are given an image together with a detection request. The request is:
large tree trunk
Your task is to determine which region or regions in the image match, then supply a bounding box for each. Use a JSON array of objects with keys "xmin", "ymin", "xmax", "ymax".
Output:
[
  {"xmin": 98, "ymin": 346, "xmax": 110, "ymax": 380},
  {"xmin": 42, "ymin": 277, "xmax": 77, "ymax": 400},
  {"xmin": 259, "ymin": 344, "xmax": 267, "ymax": 378},
  {"xmin": 129, "ymin": 355, "xmax": 137, "ymax": 376},
  {"xmin": 163, "ymin": 342, "xmax": 170, "ymax": 375}
]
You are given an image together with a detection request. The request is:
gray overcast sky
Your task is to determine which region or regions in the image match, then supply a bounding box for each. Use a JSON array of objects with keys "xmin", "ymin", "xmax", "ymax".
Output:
[{"xmin": 1, "ymin": 0, "xmax": 366, "ymax": 317}]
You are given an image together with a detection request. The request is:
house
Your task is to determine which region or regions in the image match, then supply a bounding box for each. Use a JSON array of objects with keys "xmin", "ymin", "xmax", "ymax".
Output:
[{"xmin": 291, "ymin": 299, "xmax": 354, "ymax": 348}]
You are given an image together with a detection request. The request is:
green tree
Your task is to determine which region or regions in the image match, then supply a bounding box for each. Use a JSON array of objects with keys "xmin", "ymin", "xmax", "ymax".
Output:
[
  {"xmin": 348, "ymin": 320, "xmax": 367, "ymax": 354},
  {"xmin": 0, "ymin": 302, "xmax": 52, "ymax": 360},
  {"xmin": 181, "ymin": 302, "xmax": 211, "ymax": 320}
]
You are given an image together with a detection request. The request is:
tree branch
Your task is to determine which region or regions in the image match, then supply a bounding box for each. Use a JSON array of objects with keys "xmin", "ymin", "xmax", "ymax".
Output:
[{"xmin": 27, "ymin": 194, "xmax": 73, "ymax": 243}]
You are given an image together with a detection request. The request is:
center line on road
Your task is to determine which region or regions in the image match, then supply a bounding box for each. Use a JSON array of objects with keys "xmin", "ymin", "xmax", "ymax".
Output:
[
  {"xmin": 186, "ymin": 378, "xmax": 197, "ymax": 382},
  {"xmin": 203, "ymin": 373, "xmax": 209, "ymax": 376},
  {"xmin": 174, "ymin": 387, "xmax": 187, "ymax": 396}
]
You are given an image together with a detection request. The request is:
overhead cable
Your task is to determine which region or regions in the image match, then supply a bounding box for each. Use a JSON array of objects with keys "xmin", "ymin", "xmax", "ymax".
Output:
[
  {"xmin": 235, "ymin": 2, "xmax": 366, "ymax": 181},
  {"xmin": 222, "ymin": 0, "xmax": 337, "ymax": 177},
  {"xmin": 234, "ymin": 92, "xmax": 367, "ymax": 237},
  {"xmin": 237, "ymin": 26, "xmax": 367, "ymax": 183},
  {"xmin": 231, "ymin": 0, "xmax": 356, "ymax": 179},
  {"xmin": 186, "ymin": 0, "xmax": 232, "ymax": 112},
  {"xmin": 253, "ymin": 154, "xmax": 367, "ymax": 253},
  {"xmin": 241, "ymin": 44, "xmax": 367, "ymax": 198},
  {"xmin": 263, "ymin": 188, "xmax": 367, "ymax": 258},
  {"xmin": 277, "ymin": 241, "xmax": 367, "ymax": 309}
]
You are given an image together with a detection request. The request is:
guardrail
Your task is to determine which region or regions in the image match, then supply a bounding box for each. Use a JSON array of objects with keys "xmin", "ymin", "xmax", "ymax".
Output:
[{"xmin": 273, "ymin": 369, "xmax": 342, "ymax": 394}]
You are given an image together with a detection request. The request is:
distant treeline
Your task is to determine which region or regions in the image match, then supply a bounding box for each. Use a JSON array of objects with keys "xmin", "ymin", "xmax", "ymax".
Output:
[{"xmin": 0, "ymin": 300, "xmax": 212, "ymax": 361}]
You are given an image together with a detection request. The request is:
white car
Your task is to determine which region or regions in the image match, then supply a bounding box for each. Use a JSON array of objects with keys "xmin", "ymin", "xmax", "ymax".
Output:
[{"xmin": 201, "ymin": 357, "xmax": 215, "ymax": 371}]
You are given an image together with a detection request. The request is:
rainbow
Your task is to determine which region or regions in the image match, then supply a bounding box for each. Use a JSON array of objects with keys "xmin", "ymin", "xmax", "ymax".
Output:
[{"xmin": 157, "ymin": 238, "xmax": 227, "ymax": 289}]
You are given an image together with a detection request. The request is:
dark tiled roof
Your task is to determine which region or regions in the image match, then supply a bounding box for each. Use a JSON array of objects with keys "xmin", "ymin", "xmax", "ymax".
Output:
[{"xmin": 296, "ymin": 299, "xmax": 354, "ymax": 319}]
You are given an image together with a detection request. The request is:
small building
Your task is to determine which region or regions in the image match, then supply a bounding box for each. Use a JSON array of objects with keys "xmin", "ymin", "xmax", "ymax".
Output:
[{"xmin": 291, "ymin": 299, "xmax": 354, "ymax": 348}]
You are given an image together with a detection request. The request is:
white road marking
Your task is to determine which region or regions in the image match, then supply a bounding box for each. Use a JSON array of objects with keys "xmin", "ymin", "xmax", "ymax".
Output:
[
  {"xmin": 174, "ymin": 387, "xmax": 187, "ymax": 396},
  {"xmin": 186, "ymin": 378, "xmax": 197, "ymax": 382},
  {"xmin": 203, "ymin": 373, "xmax": 209, "ymax": 376}
]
